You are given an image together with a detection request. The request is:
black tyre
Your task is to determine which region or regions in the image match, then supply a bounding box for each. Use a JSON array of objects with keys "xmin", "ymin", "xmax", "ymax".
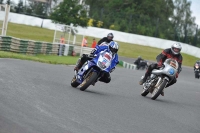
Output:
[
  {"xmin": 195, "ymin": 71, "xmax": 199, "ymax": 79},
  {"xmin": 71, "ymin": 76, "xmax": 80, "ymax": 87},
  {"xmin": 78, "ymin": 71, "xmax": 98, "ymax": 91},
  {"xmin": 151, "ymin": 79, "xmax": 168, "ymax": 100},
  {"xmin": 141, "ymin": 89, "xmax": 149, "ymax": 96}
]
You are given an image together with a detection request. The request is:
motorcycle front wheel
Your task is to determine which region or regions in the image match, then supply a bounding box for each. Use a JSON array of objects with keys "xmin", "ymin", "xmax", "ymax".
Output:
[
  {"xmin": 78, "ymin": 71, "xmax": 98, "ymax": 91},
  {"xmin": 151, "ymin": 79, "xmax": 168, "ymax": 100},
  {"xmin": 195, "ymin": 71, "xmax": 199, "ymax": 79},
  {"xmin": 141, "ymin": 89, "xmax": 149, "ymax": 96},
  {"xmin": 71, "ymin": 76, "xmax": 80, "ymax": 87}
]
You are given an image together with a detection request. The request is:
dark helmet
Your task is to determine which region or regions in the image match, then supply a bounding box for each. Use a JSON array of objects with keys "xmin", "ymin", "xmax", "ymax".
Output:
[
  {"xmin": 109, "ymin": 41, "xmax": 119, "ymax": 54},
  {"xmin": 107, "ymin": 33, "xmax": 114, "ymax": 40}
]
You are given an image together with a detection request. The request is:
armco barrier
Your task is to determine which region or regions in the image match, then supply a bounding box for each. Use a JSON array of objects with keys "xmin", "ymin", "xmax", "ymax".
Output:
[
  {"xmin": 119, "ymin": 60, "xmax": 137, "ymax": 70},
  {"xmin": 0, "ymin": 36, "xmax": 138, "ymax": 69},
  {"xmin": 1, "ymin": 12, "xmax": 199, "ymax": 58},
  {"xmin": 0, "ymin": 36, "xmax": 59, "ymax": 55},
  {"xmin": 0, "ymin": 36, "xmax": 94, "ymax": 56}
]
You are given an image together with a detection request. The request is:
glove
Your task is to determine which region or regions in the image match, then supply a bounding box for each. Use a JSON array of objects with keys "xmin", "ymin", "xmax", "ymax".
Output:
[
  {"xmin": 176, "ymin": 73, "xmax": 179, "ymax": 78},
  {"xmin": 157, "ymin": 61, "xmax": 163, "ymax": 67},
  {"xmin": 110, "ymin": 67, "xmax": 115, "ymax": 73},
  {"xmin": 90, "ymin": 48, "xmax": 97, "ymax": 55},
  {"xmin": 88, "ymin": 54, "xmax": 94, "ymax": 57}
]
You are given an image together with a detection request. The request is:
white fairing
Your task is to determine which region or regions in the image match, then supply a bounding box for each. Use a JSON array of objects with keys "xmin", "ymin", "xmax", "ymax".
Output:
[
  {"xmin": 152, "ymin": 58, "xmax": 179, "ymax": 79},
  {"xmin": 97, "ymin": 51, "xmax": 112, "ymax": 70},
  {"xmin": 99, "ymin": 42, "xmax": 109, "ymax": 46}
]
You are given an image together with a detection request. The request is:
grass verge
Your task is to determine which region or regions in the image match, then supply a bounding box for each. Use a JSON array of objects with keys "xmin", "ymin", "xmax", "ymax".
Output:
[
  {"xmin": 0, "ymin": 51, "xmax": 123, "ymax": 67},
  {"xmin": 0, "ymin": 51, "xmax": 79, "ymax": 65},
  {"xmin": 6, "ymin": 22, "xmax": 199, "ymax": 67}
]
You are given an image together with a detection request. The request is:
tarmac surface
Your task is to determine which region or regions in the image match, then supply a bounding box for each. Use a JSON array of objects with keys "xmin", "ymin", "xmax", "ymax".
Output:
[{"xmin": 0, "ymin": 59, "xmax": 199, "ymax": 133}]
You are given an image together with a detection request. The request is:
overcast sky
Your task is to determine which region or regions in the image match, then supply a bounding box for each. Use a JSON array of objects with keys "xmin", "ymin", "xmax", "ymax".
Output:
[
  {"xmin": 10, "ymin": 0, "xmax": 200, "ymax": 26},
  {"xmin": 190, "ymin": 0, "xmax": 200, "ymax": 26}
]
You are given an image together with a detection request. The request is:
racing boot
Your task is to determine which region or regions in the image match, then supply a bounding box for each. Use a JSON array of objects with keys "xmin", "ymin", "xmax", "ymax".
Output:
[
  {"xmin": 91, "ymin": 81, "xmax": 97, "ymax": 86},
  {"xmin": 139, "ymin": 69, "xmax": 152, "ymax": 85},
  {"xmin": 161, "ymin": 90, "xmax": 164, "ymax": 96},
  {"xmin": 139, "ymin": 72, "xmax": 150, "ymax": 85},
  {"xmin": 74, "ymin": 61, "xmax": 83, "ymax": 71},
  {"xmin": 139, "ymin": 76, "xmax": 147, "ymax": 85}
]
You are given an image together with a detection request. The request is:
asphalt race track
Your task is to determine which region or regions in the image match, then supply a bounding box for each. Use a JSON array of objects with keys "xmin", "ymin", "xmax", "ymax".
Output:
[{"xmin": 0, "ymin": 59, "xmax": 199, "ymax": 133}]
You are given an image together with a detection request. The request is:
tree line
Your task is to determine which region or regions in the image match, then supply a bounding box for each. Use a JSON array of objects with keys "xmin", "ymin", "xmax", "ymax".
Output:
[
  {"xmin": 2, "ymin": 0, "xmax": 200, "ymax": 47},
  {"xmin": 85, "ymin": 0, "xmax": 200, "ymax": 47},
  {"xmin": 1, "ymin": 0, "xmax": 51, "ymax": 18}
]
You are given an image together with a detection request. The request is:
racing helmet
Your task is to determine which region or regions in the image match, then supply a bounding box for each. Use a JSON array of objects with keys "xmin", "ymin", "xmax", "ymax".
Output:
[
  {"xmin": 109, "ymin": 41, "xmax": 119, "ymax": 54},
  {"xmin": 107, "ymin": 33, "xmax": 114, "ymax": 40},
  {"xmin": 171, "ymin": 43, "xmax": 182, "ymax": 55}
]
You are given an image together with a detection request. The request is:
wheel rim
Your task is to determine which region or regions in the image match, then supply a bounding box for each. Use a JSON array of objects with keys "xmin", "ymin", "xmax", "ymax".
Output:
[
  {"xmin": 152, "ymin": 88, "xmax": 158, "ymax": 97},
  {"xmin": 142, "ymin": 90, "xmax": 148, "ymax": 93},
  {"xmin": 71, "ymin": 76, "xmax": 76, "ymax": 83},
  {"xmin": 79, "ymin": 72, "xmax": 93, "ymax": 87}
]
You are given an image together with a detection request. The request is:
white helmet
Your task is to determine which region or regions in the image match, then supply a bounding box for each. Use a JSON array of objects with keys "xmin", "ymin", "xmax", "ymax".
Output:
[
  {"xmin": 109, "ymin": 41, "xmax": 119, "ymax": 54},
  {"xmin": 171, "ymin": 43, "xmax": 182, "ymax": 55}
]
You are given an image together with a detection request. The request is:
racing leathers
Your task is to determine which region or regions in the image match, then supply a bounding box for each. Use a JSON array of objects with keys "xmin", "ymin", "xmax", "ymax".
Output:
[
  {"xmin": 75, "ymin": 45, "xmax": 119, "ymax": 83},
  {"xmin": 97, "ymin": 37, "xmax": 113, "ymax": 45},
  {"xmin": 140, "ymin": 48, "xmax": 183, "ymax": 88}
]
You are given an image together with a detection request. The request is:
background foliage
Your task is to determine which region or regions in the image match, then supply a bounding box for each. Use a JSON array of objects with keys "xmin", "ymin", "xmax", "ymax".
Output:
[{"xmin": 2, "ymin": 0, "xmax": 200, "ymax": 47}]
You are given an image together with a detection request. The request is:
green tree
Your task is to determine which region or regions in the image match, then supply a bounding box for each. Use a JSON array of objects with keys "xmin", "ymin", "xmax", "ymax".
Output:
[
  {"xmin": 171, "ymin": 0, "xmax": 196, "ymax": 43},
  {"xmin": 15, "ymin": 0, "xmax": 24, "ymax": 13},
  {"xmin": 50, "ymin": 0, "xmax": 88, "ymax": 27},
  {"xmin": 24, "ymin": 0, "xmax": 48, "ymax": 18},
  {"xmin": 0, "ymin": 0, "xmax": 4, "ymax": 4},
  {"xmin": 85, "ymin": 0, "xmax": 199, "ymax": 47},
  {"xmin": 6, "ymin": 0, "xmax": 10, "ymax": 5}
]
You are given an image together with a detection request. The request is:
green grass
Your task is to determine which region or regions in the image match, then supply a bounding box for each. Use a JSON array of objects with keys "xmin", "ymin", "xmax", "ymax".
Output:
[
  {"xmin": 0, "ymin": 51, "xmax": 124, "ymax": 67},
  {"xmin": 36, "ymin": 54, "xmax": 79, "ymax": 64},
  {"xmin": 6, "ymin": 22, "xmax": 199, "ymax": 67},
  {"xmin": 0, "ymin": 51, "xmax": 79, "ymax": 65},
  {"xmin": 7, "ymin": 23, "xmax": 54, "ymax": 42}
]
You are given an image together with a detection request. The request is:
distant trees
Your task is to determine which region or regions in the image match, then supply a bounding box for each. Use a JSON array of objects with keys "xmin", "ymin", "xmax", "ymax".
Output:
[
  {"xmin": 50, "ymin": 0, "xmax": 88, "ymax": 27},
  {"xmin": 85, "ymin": 0, "xmax": 199, "ymax": 46},
  {"xmin": 0, "ymin": 0, "xmax": 4, "ymax": 4},
  {"xmin": 2, "ymin": 0, "xmax": 199, "ymax": 46}
]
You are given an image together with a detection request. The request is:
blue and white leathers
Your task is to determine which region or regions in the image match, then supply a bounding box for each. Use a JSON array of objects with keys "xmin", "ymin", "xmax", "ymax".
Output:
[{"xmin": 76, "ymin": 45, "xmax": 119, "ymax": 83}]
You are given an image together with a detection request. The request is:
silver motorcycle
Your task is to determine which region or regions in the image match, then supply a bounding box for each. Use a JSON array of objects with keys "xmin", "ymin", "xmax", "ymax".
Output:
[{"xmin": 141, "ymin": 58, "xmax": 179, "ymax": 100}]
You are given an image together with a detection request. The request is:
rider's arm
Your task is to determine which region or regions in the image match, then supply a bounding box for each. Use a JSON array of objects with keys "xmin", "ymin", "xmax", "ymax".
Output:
[
  {"xmin": 110, "ymin": 54, "xmax": 119, "ymax": 71},
  {"xmin": 177, "ymin": 55, "xmax": 183, "ymax": 74},
  {"xmin": 156, "ymin": 49, "xmax": 168, "ymax": 66},
  {"xmin": 90, "ymin": 45, "xmax": 107, "ymax": 55},
  {"xmin": 97, "ymin": 37, "xmax": 107, "ymax": 45}
]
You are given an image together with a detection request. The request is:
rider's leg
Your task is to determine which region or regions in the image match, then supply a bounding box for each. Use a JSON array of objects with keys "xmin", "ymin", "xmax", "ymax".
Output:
[
  {"xmin": 159, "ymin": 73, "xmax": 177, "ymax": 97},
  {"xmin": 160, "ymin": 77, "xmax": 177, "ymax": 96},
  {"xmin": 166, "ymin": 77, "xmax": 177, "ymax": 88},
  {"xmin": 99, "ymin": 72, "xmax": 111, "ymax": 83},
  {"xmin": 139, "ymin": 63, "xmax": 157, "ymax": 85},
  {"xmin": 74, "ymin": 54, "xmax": 88, "ymax": 71}
]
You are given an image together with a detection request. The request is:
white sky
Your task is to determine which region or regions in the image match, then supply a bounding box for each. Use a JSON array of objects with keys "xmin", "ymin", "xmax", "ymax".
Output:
[
  {"xmin": 10, "ymin": 0, "xmax": 200, "ymax": 26},
  {"xmin": 190, "ymin": 0, "xmax": 200, "ymax": 26}
]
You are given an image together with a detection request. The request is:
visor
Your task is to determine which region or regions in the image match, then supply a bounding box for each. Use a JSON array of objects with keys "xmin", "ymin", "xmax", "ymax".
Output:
[
  {"xmin": 110, "ymin": 48, "xmax": 118, "ymax": 53},
  {"xmin": 173, "ymin": 47, "xmax": 181, "ymax": 53}
]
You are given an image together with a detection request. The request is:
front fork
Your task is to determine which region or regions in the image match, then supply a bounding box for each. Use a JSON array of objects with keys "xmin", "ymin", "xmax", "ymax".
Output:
[{"xmin": 155, "ymin": 77, "xmax": 169, "ymax": 88}]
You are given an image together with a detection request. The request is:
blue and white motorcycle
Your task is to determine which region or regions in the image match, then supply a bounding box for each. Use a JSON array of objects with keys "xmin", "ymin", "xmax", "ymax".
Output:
[
  {"xmin": 141, "ymin": 58, "xmax": 179, "ymax": 100},
  {"xmin": 71, "ymin": 51, "xmax": 113, "ymax": 91}
]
